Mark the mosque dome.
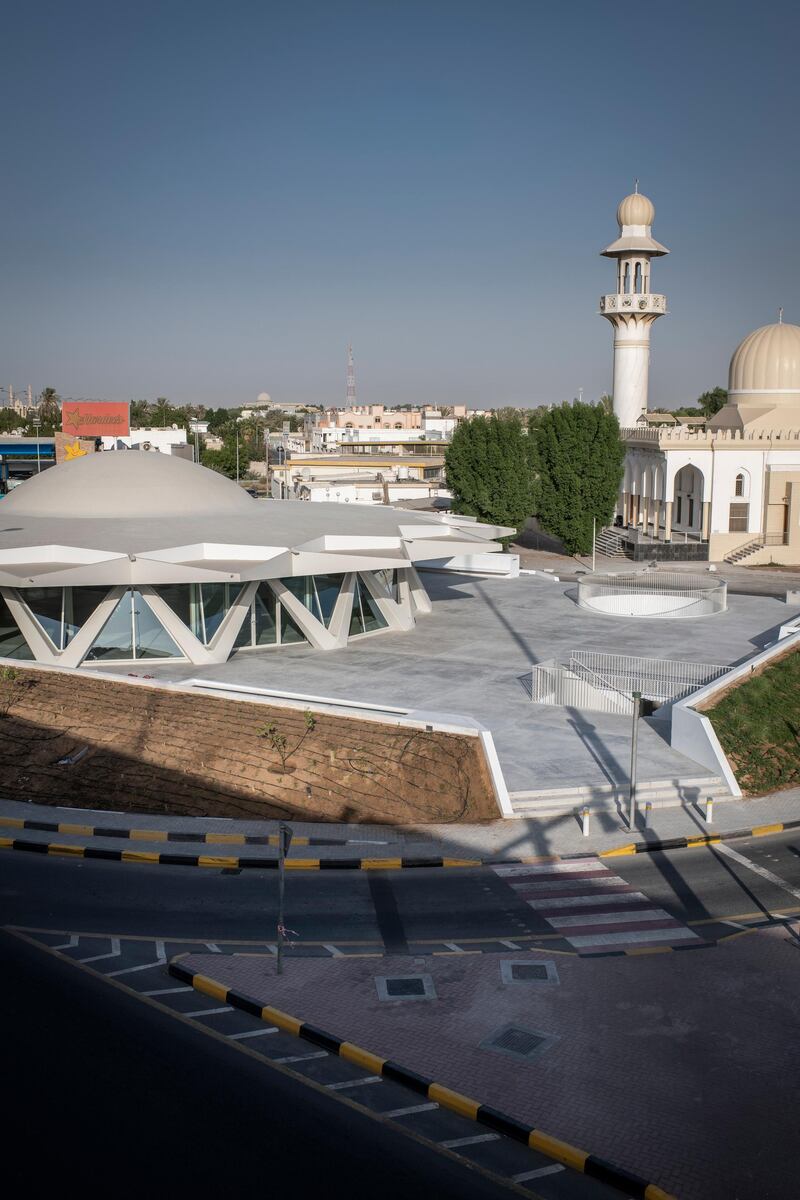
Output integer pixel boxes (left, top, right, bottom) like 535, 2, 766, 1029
728, 321, 800, 398
2, 449, 256, 519
617, 191, 655, 228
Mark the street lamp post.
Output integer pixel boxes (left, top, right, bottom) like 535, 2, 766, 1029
32, 420, 41, 473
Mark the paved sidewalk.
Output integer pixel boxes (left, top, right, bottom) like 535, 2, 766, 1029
1, 788, 797, 862
178, 925, 800, 1200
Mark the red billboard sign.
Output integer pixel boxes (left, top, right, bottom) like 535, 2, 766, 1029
61, 401, 130, 437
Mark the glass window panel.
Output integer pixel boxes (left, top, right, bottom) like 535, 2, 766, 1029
152, 584, 204, 640
313, 575, 343, 626
234, 603, 255, 648
24, 587, 63, 649
374, 569, 398, 600
348, 586, 366, 636
254, 584, 278, 644
349, 577, 389, 638
85, 593, 134, 661
357, 577, 388, 633
279, 603, 307, 644
200, 584, 229, 641
0, 593, 33, 659
64, 587, 115, 646
279, 576, 318, 620
132, 591, 182, 659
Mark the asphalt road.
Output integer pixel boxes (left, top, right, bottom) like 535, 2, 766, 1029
2, 929, 528, 1199
2, 831, 800, 943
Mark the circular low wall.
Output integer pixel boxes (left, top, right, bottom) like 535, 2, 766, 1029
577, 571, 727, 619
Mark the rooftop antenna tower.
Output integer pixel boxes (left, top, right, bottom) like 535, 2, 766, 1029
346, 344, 356, 407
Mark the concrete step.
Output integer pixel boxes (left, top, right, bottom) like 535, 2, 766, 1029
509, 775, 730, 817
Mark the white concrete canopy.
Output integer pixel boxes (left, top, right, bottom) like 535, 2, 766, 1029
0, 451, 512, 667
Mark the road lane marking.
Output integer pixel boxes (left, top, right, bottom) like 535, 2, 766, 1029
228, 1027, 279, 1040
107, 957, 166, 977
52, 935, 79, 950
547, 909, 675, 928
327, 1076, 383, 1091
441, 1134, 500, 1149
526, 891, 651, 910
383, 1102, 439, 1118
142, 985, 193, 996
567, 927, 698, 948
273, 1051, 329, 1064
513, 1164, 565, 1181
79, 937, 121, 964
184, 1006, 233, 1017
715, 843, 800, 906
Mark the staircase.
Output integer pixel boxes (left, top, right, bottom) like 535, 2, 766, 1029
508, 774, 731, 818
724, 538, 764, 564
594, 527, 629, 558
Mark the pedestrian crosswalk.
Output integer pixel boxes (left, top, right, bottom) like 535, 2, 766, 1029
493, 859, 701, 952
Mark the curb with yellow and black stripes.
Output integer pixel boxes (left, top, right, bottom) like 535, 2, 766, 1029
169, 959, 676, 1200
1, 812, 798, 871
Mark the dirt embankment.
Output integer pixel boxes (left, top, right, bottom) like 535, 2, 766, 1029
0, 668, 498, 823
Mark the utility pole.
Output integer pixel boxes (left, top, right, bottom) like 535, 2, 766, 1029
628, 691, 642, 829
33, 420, 41, 473
276, 822, 293, 975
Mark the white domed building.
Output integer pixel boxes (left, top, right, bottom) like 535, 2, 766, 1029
0, 451, 511, 667
619, 314, 800, 564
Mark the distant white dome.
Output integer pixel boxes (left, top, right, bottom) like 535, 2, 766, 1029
728, 321, 800, 397
617, 191, 655, 228
257, 392, 271, 405
2, 449, 255, 519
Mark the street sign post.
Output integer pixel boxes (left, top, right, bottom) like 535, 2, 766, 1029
276, 822, 293, 975
628, 691, 642, 830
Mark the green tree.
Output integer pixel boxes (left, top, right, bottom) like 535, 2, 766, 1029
444, 414, 537, 535
531, 402, 625, 555
697, 387, 727, 418
130, 399, 152, 425
0, 410, 24, 433
32, 387, 61, 433
201, 439, 239, 479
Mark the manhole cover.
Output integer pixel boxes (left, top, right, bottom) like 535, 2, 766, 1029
375, 973, 435, 1002
481, 1023, 559, 1061
500, 959, 559, 986
511, 963, 549, 981
386, 977, 426, 997
492, 1027, 546, 1055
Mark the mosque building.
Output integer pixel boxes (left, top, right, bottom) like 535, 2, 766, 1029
601, 189, 800, 564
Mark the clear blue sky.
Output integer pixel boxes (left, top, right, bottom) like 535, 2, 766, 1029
1, 0, 797, 410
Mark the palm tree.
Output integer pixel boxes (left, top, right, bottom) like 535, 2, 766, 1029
130, 399, 152, 426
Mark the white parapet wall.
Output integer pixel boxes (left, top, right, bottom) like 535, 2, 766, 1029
671, 627, 800, 797
419, 552, 520, 577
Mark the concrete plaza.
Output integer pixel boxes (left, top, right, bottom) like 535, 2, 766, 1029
141, 572, 792, 797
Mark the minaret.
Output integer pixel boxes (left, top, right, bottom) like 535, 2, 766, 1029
599, 185, 669, 428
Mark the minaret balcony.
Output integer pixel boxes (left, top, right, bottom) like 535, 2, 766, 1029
600, 293, 667, 315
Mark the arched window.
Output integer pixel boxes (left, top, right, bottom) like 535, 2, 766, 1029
623, 263, 630, 294
634, 262, 642, 294
734, 473, 745, 497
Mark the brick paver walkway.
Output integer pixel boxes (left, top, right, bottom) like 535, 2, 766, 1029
180, 924, 800, 1200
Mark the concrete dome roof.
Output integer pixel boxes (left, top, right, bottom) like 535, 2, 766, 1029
728, 321, 800, 397
617, 191, 655, 228
1, 449, 256, 519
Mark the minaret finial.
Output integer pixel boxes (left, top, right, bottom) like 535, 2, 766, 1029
634, 178, 639, 194
778, 306, 784, 324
